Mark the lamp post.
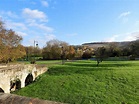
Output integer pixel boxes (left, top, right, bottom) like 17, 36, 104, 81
61, 46, 64, 65
33, 40, 38, 64
26, 47, 28, 61
34, 40, 38, 48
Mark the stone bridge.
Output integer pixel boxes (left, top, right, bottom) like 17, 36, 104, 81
0, 64, 48, 93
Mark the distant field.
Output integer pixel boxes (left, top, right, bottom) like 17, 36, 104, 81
13, 60, 139, 104
17, 60, 62, 66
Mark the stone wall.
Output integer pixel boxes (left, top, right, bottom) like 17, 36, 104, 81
0, 93, 63, 104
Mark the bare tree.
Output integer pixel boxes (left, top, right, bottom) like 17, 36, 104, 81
42, 39, 69, 60
95, 47, 108, 66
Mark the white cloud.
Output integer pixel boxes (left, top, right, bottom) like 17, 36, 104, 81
22, 8, 48, 22
0, 11, 18, 18
41, 0, 49, 7
118, 11, 131, 19
45, 34, 56, 40
104, 31, 139, 42
0, 9, 55, 48
37, 24, 53, 32
103, 35, 119, 42
29, 22, 53, 32
118, 11, 131, 23
123, 32, 139, 41
16, 31, 28, 36
6, 21, 27, 30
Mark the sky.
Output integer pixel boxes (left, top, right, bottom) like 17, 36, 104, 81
0, 0, 139, 47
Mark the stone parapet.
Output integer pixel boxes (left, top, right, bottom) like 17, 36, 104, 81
0, 93, 63, 104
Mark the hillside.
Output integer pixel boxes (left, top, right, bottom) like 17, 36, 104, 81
82, 41, 131, 49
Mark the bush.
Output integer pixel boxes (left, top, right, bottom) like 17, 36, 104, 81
82, 51, 92, 59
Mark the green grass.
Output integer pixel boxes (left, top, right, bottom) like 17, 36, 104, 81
17, 60, 62, 66
13, 60, 139, 104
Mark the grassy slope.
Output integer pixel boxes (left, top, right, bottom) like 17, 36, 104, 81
13, 61, 139, 104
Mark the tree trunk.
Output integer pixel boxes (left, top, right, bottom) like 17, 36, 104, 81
97, 60, 100, 66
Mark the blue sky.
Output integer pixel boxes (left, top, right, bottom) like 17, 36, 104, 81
0, 0, 139, 47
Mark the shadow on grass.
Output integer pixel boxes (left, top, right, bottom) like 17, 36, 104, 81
47, 61, 135, 76
65, 61, 133, 68
47, 66, 107, 76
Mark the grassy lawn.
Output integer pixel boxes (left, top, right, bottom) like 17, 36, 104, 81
17, 60, 62, 66
13, 60, 139, 104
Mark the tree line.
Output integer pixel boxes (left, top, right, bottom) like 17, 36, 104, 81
24, 39, 94, 61
25, 39, 139, 62
1, 19, 139, 64
95, 41, 139, 65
